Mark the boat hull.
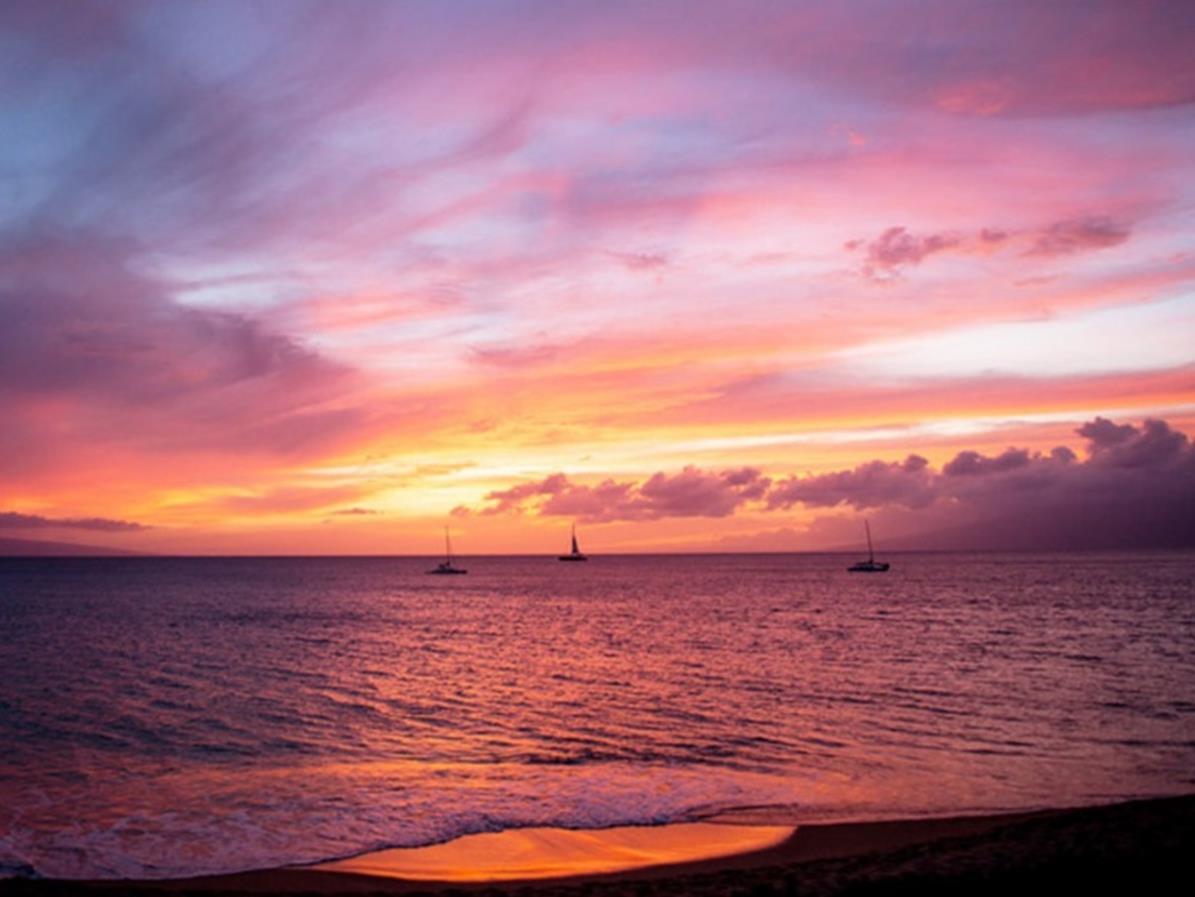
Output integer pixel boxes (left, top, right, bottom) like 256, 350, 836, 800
558, 555, 588, 562
847, 561, 890, 572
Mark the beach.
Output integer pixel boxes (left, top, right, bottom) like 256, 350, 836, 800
5, 794, 1192, 897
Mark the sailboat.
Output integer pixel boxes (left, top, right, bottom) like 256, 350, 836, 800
427, 526, 467, 575
847, 520, 889, 572
557, 523, 588, 562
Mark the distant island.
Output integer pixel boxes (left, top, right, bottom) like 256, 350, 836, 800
0, 537, 146, 557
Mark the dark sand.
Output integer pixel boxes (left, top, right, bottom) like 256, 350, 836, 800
5, 794, 1193, 897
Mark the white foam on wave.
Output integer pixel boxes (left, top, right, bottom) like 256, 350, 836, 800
2, 760, 811, 880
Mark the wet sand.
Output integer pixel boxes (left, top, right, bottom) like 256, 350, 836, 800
312, 822, 795, 881
5, 794, 1193, 896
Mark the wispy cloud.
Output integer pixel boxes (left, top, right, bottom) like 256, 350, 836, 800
847, 215, 1133, 279
607, 251, 670, 272
1027, 217, 1132, 257
0, 235, 365, 481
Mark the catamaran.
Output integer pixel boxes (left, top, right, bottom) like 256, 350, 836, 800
558, 523, 588, 562
847, 520, 889, 572
427, 526, 467, 575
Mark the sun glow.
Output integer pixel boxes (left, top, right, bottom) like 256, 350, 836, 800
1, 2, 1193, 554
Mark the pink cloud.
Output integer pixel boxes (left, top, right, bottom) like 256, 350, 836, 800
848, 227, 963, 280
848, 215, 1133, 279
472, 467, 770, 522
942, 448, 1033, 477
480, 473, 573, 515
768, 455, 936, 510
1026, 217, 1132, 257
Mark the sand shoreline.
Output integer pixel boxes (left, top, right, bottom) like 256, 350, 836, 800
5, 794, 1193, 896
310, 821, 797, 882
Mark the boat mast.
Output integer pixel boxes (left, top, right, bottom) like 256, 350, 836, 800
571, 523, 579, 555
444, 526, 453, 564
865, 520, 874, 563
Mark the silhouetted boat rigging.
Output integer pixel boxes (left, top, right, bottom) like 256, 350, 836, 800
558, 523, 588, 561
427, 527, 467, 575
848, 520, 889, 572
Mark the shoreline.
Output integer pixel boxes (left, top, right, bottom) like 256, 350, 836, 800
309, 822, 797, 882
5, 794, 1193, 896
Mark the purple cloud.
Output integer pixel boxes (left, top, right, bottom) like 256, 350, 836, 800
768, 455, 935, 509
1027, 216, 1131, 257
1079, 416, 1146, 451
469, 418, 1195, 548
849, 227, 962, 279
474, 467, 770, 522
1082, 418, 1190, 469
638, 466, 771, 517
943, 448, 1032, 477
771, 418, 1195, 549
850, 214, 1133, 278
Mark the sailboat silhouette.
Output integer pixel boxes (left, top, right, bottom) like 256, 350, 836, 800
558, 523, 588, 562
847, 520, 889, 572
427, 526, 468, 575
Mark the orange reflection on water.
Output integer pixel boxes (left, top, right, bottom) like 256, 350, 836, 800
313, 822, 794, 882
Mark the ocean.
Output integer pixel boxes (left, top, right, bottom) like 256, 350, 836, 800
2, 552, 1193, 880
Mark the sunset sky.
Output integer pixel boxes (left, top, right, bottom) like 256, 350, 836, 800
2, 0, 1193, 554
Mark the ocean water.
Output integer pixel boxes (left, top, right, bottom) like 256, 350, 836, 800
1, 552, 1193, 880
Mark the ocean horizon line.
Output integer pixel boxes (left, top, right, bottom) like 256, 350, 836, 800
3, 547, 1193, 559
